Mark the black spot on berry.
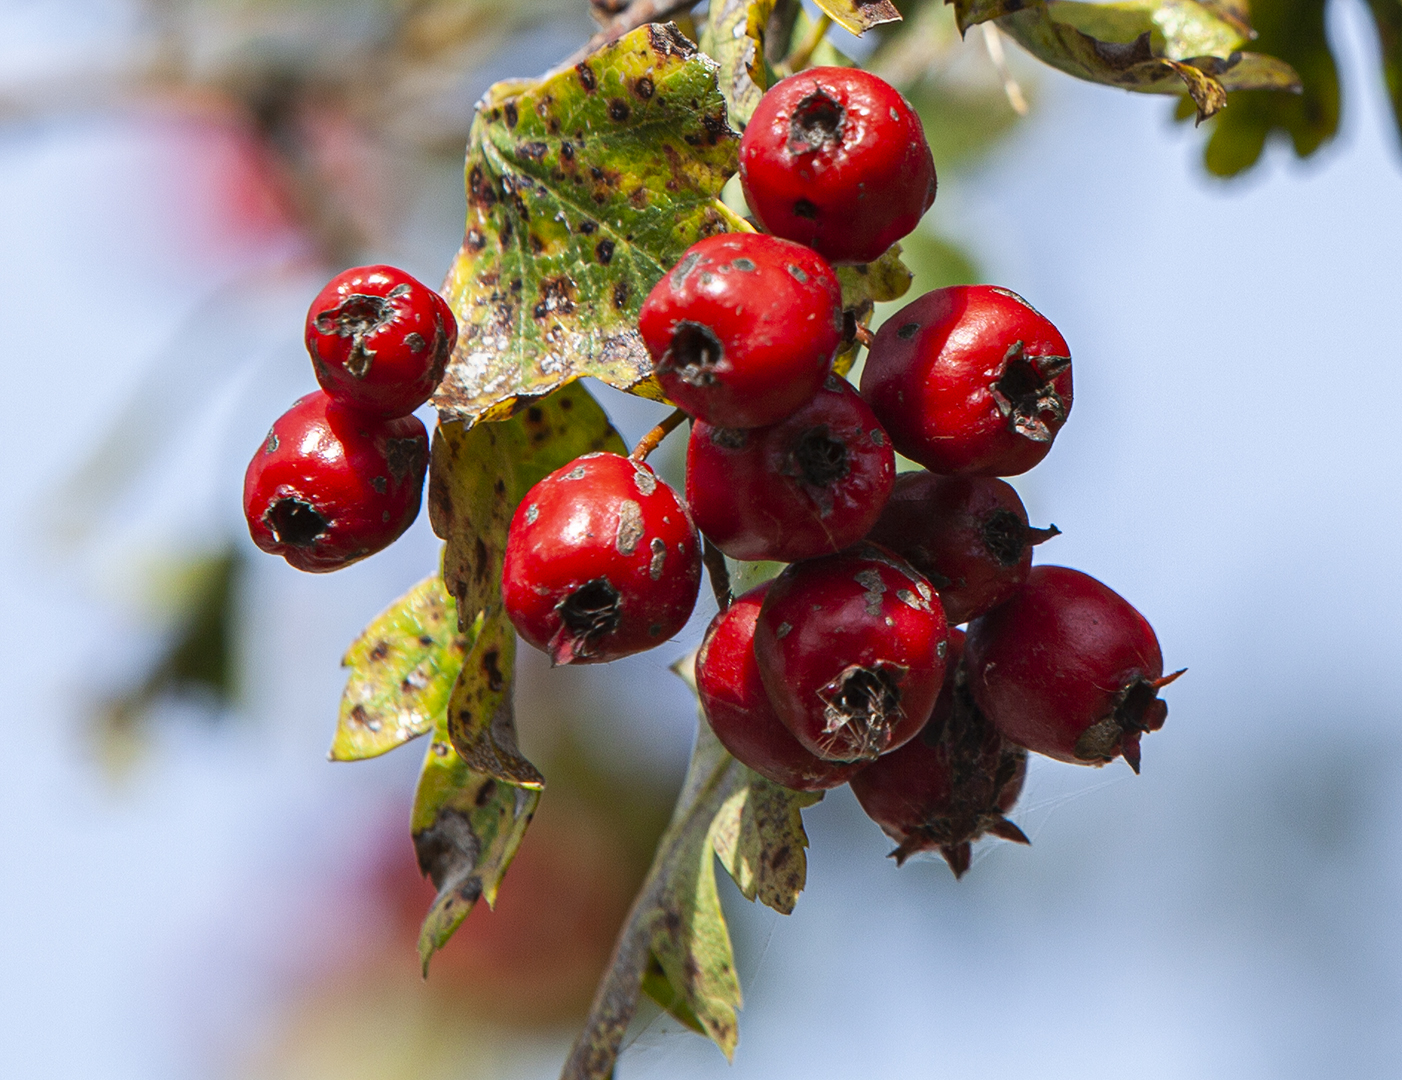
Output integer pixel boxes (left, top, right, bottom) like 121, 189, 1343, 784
266, 498, 327, 547
897, 322, 920, 340
793, 198, 818, 219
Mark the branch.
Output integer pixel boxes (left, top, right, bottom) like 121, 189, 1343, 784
559, 0, 703, 70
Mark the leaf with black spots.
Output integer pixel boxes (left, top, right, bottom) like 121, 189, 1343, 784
812, 0, 903, 36
445, 609, 543, 788
433, 23, 746, 425
332, 573, 472, 761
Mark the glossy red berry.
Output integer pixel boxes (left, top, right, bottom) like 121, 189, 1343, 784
754, 544, 948, 763
305, 264, 457, 418
860, 285, 1072, 476
739, 67, 936, 265
686, 376, 895, 562
865, 472, 1059, 624
696, 583, 864, 792
502, 453, 702, 665
965, 565, 1183, 772
638, 233, 842, 428
243, 390, 428, 572
851, 630, 1029, 877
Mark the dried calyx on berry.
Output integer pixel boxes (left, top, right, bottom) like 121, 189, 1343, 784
502, 452, 702, 665
637, 233, 842, 429
687, 376, 895, 562
852, 630, 1029, 877
965, 565, 1183, 772
754, 543, 948, 762
865, 472, 1058, 624
860, 285, 1073, 477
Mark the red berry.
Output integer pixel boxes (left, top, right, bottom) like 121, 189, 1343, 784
739, 67, 936, 265
859, 285, 1072, 476
243, 390, 427, 572
754, 544, 948, 762
686, 376, 895, 562
502, 453, 702, 665
964, 565, 1183, 772
305, 264, 457, 418
638, 233, 842, 428
865, 472, 1059, 624
696, 583, 864, 792
851, 630, 1029, 877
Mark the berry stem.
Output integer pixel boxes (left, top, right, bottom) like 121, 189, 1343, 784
786, 12, 832, 74
628, 408, 687, 463
853, 323, 875, 349
702, 538, 732, 611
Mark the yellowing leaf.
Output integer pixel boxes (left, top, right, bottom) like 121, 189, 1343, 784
433, 23, 746, 426
444, 609, 543, 788
412, 699, 541, 974
331, 573, 471, 762
700, 0, 779, 128
834, 242, 913, 375
812, 0, 903, 36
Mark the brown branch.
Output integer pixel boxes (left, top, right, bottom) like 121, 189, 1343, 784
854, 323, 875, 349
628, 407, 687, 463
702, 539, 732, 612
557, 0, 703, 71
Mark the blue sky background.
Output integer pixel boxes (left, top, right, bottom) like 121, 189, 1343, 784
3, 2, 1401, 1078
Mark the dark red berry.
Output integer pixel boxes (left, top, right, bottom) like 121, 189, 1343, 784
851, 630, 1029, 877
638, 233, 842, 428
305, 264, 457, 418
502, 453, 702, 665
697, 583, 864, 791
965, 565, 1183, 772
865, 472, 1058, 624
686, 376, 895, 562
754, 544, 948, 763
860, 285, 1072, 476
739, 67, 936, 265
243, 390, 427, 572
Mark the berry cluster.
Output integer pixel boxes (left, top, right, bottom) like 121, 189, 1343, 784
243, 265, 455, 572
502, 67, 1180, 877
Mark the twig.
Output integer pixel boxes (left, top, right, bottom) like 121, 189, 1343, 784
557, 0, 703, 71
853, 323, 875, 349
628, 407, 687, 463
702, 539, 732, 611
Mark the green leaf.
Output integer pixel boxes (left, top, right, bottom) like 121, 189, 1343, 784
331, 573, 471, 762
561, 713, 821, 1076
1182, 0, 1336, 176
833, 242, 914, 375
428, 380, 625, 637
444, 608, 543, 788
950, 1, 1301, 121
1368, 0, 1402, 146
412, 689, 541, 974
432, 23, 746, 426
700, 0, 779, 128
812, 0, 903, 36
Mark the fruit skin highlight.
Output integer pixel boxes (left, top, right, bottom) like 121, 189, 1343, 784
502, 453, 702, 666
851, 630, 1029, 877
740, 67, 937, 265
638, 233, 842, 429
865, 472, 1058, 624
696, 583, 864, 792
244, 390, 428, 572
305, 264, 457, 419
860, 285, 1072, 477
687, 377, 895, 563
964, 565, 1182, 772
754, 543, 948, 763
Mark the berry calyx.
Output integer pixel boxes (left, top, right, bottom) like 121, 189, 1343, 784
859, 285, 1073, 476
305, 264, 457, 418
964, 565, 1183, 772
696, 583, 865, 791
865, 472, 1058, 624
851, 630, 1029, 877
502, 453, 702, 665
754, 544, 948, 762
739, 67, 936, 265
243, 390, 428, 572
638, 233, 842, 428
686, 376, 895, 562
